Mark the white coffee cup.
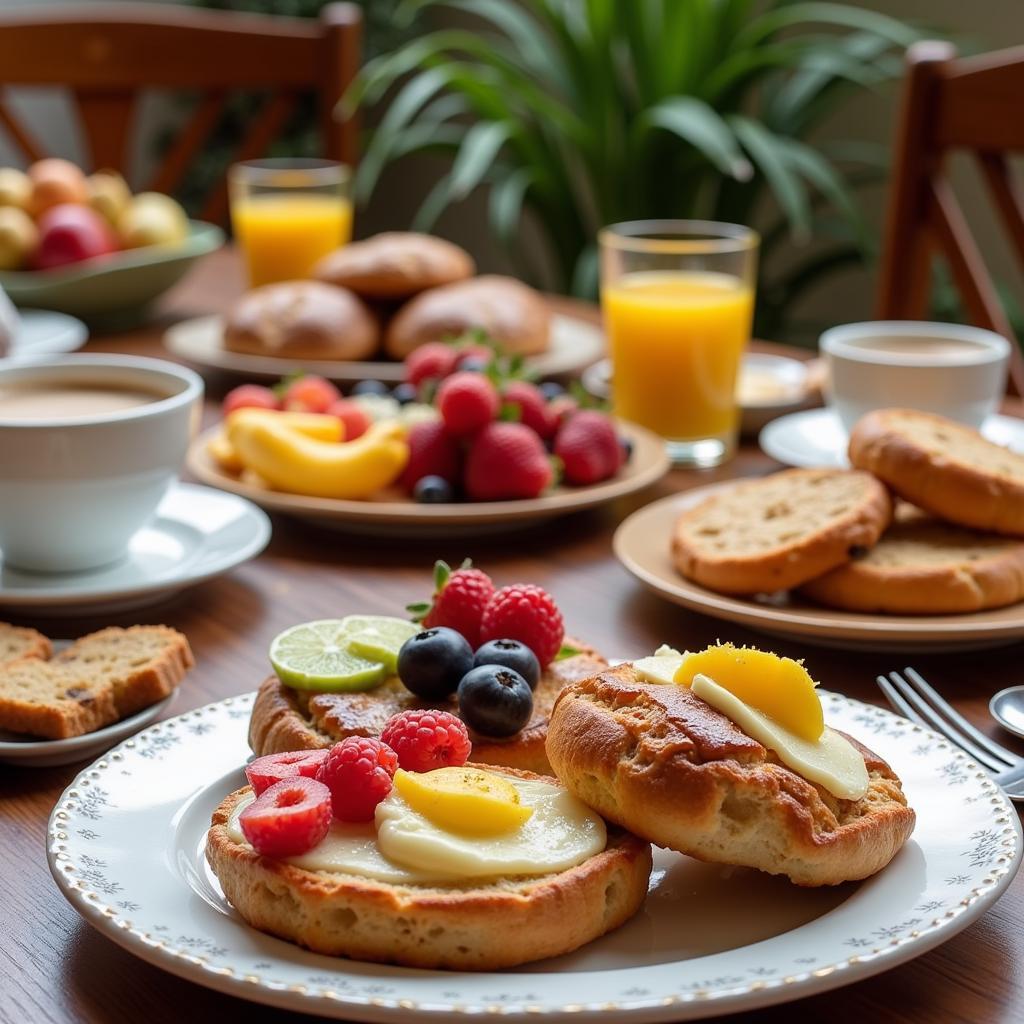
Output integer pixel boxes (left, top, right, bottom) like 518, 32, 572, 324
0, 355, 203, 573
819, 321, 1010, 433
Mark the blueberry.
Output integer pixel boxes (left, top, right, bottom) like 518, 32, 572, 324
457, 666, 533, 738
539, 381, 564, 400
620, 436, 634, 462
456, 356, 489, 374
351, 379, 390, 396
397, 627, 474, 700
392, 382, 418, 405
413, 475, 455, 503
473, 638, 540, 690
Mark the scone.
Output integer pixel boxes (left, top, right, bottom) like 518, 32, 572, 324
313, 232, 475, 300
385, 275, 551, 359
672, 468, 892, 594
224, 280, 379, 361
206, 765, 652, 969
546, 664, 915, 886
250, 642, 608, 775
848, 408, 1024, 536
802, 508, 1024, 613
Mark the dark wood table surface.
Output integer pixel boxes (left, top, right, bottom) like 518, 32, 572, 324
3, 248, 1023, 1024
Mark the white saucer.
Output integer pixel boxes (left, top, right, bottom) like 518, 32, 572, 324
5, 309, 89, 360
0, 691, 177, 767
0, 482, 270, 615
760, 406, 1024, 468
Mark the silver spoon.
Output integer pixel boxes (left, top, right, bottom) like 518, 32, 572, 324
989, 685, 1024, 740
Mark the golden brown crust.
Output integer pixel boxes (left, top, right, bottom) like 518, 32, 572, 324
313, 232, 475, 300
224, 281, 379, 361
848, 409, 1024, 536
249, 641, 608, 775
0, 622, 51, 667
671, 469, 893, 594
384, 275, 551, 359
205, 772, 652, 969
545, 665, 915, 886
0, 659, 118, 739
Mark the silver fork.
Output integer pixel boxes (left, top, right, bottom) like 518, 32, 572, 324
878, 667, 1024, 802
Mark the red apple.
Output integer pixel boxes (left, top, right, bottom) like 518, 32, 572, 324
31, 203, 116, 271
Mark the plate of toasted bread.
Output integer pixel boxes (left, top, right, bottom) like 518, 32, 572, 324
616, 409, 1024, 651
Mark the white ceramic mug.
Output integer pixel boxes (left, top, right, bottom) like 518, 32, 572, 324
820, 321, 1010, 433
0, 355, 203, 572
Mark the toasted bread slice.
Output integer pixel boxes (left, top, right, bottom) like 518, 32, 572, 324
545, 664, 915, 887
249, 641, 607, 775
0, 659, 117, 739
849, 408, 1024, 536
54, 626, 194, 717
0, 622, 52, 667
672, 468, 892, 594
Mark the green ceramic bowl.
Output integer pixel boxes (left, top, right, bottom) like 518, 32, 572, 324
0, 221, 224, 329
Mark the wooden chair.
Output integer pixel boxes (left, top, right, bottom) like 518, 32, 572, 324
0, 3, 361, 225
877, 41, 1024, 395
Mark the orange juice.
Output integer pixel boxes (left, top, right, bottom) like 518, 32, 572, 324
232, 194, 353, 286
603, 271, 754, 441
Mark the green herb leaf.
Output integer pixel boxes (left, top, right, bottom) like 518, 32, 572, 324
556, 643, 582, 661
432, 559, 451, 593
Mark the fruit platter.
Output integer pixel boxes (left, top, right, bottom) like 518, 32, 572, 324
186, 340, 669, 535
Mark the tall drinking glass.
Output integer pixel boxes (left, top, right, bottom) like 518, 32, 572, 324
600, 220, 758, 467
229, 158, 352, 287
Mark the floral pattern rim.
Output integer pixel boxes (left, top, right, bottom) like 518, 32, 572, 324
47, 689, 1022, 1022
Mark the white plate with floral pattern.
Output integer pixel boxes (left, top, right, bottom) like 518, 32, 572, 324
47, 689, 1021, 1023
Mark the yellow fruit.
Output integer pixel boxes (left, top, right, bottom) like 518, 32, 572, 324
87, 170, 132, 227
118, 191, 189, 248
212, 411, 344, 474
226, 416, 408, 499
0, 168, 31, 210
674, 643, 824, 742
393, 767, 533, 836
0, 206, 38, 270
27, 158, 88, 218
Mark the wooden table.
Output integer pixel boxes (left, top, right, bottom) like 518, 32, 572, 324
3, 249, 1023, 1024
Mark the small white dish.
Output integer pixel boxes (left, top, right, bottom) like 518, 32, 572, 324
5, 309, 89, 360
759, 407, 1024, 469
0, 482, 270, 615
0, 690, 176, 767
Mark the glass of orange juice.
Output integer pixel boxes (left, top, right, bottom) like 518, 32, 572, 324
600, 220, 758, 467
229, 158, 352, 287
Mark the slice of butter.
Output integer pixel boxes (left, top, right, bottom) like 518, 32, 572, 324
691, 673, 869, 801
634, 645, 688, 685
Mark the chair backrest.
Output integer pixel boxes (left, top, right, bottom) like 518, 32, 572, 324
0, 2, 361, 225
877, 40, 1024, 395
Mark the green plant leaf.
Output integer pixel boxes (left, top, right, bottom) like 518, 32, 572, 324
449, 121, 513, 200
641, 97, 752, 180
739, 2, 919, 48
489, 167, 534, 244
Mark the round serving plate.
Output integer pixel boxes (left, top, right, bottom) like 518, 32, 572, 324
164, 312, 605, 384
185, 420, 669, 538
614, 484, 1024, 652
48, 689, 1021, 1022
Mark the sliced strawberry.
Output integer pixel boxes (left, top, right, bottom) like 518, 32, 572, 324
245, 749, 329, 796
239, 776, 332, 858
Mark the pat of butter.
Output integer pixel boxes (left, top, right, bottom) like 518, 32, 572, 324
691, 674, 869, 801
634, 645, 688, 685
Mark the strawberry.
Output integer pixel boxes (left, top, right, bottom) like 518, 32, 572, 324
281, 374, 340, 413
326, 397, 371, 441
436, 372, 500, 437
410, 559, 495, 648
502, 380, 557, 439
464, 422, 553, 501
479, 583, 565, 668
554, 410, 624, 485
405, 343, 459, 387
223, 384, 279, 416
400, 420, 461, 491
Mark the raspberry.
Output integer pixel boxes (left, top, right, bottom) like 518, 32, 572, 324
436, 371, 500, 437
282, 374, 341, 414
503, 380, 556, 439
381, 709, 471, 772
464, 422, 553, 501
326, 397, 371, 441
316, 737, 398, 822
223, 384, 279, 416
239, 776, 332, 858
416, 559, 494, 648
554, 410, 624, 485
245, 749, 329, 796
400, 419, 462, 492
405, 342, 458, 387
479, 584, 564, 668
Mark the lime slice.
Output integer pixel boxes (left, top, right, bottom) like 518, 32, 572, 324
270, 620, 387, 691
342, 614, 419, 675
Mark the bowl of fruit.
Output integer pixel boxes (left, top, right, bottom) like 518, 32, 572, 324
186, 343, 669, 536
0, 160, 223, 326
